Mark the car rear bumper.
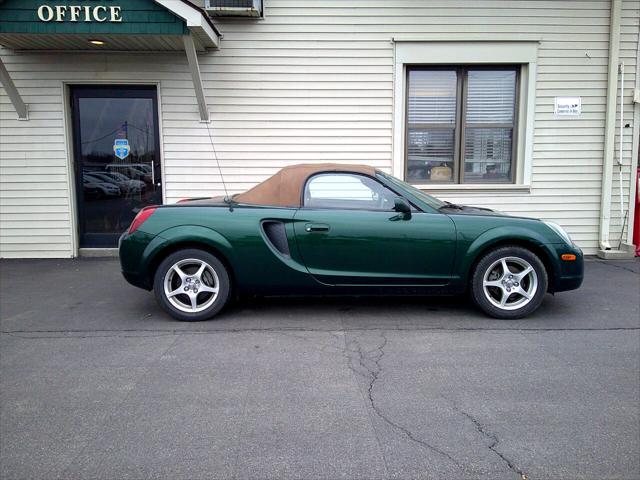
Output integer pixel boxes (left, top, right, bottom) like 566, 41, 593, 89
121, 269, 149, 290
119, 231, 156, 290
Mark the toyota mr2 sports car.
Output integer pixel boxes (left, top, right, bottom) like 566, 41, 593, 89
119, 163, 583, 321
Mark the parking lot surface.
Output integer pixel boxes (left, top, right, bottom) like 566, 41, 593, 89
1, 257, 639, 480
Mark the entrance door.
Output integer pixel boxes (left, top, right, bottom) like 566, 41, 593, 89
71, 85, 162, 248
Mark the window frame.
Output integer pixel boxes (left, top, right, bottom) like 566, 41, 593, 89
404, 64, 521, 185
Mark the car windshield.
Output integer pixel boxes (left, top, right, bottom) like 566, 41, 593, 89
376, 171, 446, 210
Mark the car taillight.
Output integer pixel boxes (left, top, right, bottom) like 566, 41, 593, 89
128, 206, 157, 234
177, 198, 191, 203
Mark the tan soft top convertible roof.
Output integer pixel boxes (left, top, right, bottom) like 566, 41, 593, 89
233, 163, 377, 208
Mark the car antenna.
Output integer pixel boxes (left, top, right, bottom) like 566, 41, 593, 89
204, 116, 231, 208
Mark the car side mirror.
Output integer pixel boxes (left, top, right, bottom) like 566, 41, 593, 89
392, 197, 412, 220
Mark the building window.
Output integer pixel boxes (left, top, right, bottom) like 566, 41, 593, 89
405, 66, 518, 184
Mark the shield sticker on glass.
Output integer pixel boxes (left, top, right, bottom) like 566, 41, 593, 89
113, 138, 130, 160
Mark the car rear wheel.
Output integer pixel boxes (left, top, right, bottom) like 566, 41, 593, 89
153, 249, 230, 321
471, 246, 548, 319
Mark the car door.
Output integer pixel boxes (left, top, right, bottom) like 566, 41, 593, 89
292, 172, 456, 286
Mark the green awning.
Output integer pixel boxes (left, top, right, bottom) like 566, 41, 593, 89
0, 0, 220, 51
0, 0, 220, 121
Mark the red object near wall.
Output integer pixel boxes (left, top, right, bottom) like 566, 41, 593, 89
634, 167, 640, 256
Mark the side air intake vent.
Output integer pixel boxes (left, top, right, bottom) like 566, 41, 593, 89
261, 221, 291, 257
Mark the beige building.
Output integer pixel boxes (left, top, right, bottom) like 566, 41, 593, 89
1, 0, 639, 258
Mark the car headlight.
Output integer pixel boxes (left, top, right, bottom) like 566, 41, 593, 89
544, 221, 573, 245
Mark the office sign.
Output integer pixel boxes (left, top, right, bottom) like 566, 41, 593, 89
36, 4, 123, 23
0, 0, 188, 37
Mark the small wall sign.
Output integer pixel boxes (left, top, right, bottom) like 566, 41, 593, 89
37, 4, 123, 23
554, 96, 582, 116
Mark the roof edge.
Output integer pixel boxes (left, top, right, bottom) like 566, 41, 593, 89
154, 0, 221, 48
177, 0, 221, 38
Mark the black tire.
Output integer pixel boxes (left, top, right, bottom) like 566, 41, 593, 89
470, 246, 548, 319
153, 248, 231, 322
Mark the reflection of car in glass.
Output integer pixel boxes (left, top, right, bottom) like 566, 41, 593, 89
119, 164, 583, 322
85, 171, 145, 194
123, 164, 153, 182
129, 164, 152, 174
131, 164, 154, 183
106, 171, 147, 193
106, 164, 152, 183
83, 176, 121, 199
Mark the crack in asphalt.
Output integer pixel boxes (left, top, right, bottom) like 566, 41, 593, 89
340, 328, 392, 478
344, 331, 464, 470
450, 402, 528, 479
341, 331, 533, 478
2, 326, 638, 340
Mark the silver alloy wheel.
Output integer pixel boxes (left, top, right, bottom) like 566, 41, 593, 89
163, 258, 220, 313
482, 256, 538, 311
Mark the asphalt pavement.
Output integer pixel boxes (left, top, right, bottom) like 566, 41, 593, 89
1, 257, 639, 480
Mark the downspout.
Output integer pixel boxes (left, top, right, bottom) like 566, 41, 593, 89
626, 23, 640, 247
599, 0, 622, 251
618, 62, 624, 221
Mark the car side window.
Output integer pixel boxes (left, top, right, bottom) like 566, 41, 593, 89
304, 173, 397, 211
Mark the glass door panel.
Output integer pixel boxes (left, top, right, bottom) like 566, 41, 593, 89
71, 85, 162, 247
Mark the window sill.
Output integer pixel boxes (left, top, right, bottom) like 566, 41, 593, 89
413, 184, 531, 193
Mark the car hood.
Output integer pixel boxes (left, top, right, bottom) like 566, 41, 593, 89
438, 204, 506, 216
440, 204, 542, 222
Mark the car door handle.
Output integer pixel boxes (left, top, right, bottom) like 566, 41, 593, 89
305, 223, 330, 233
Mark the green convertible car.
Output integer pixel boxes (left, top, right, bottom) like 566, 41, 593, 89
119, 163, 583, 321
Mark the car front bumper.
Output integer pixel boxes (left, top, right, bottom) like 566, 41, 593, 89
552, 243, 584, 292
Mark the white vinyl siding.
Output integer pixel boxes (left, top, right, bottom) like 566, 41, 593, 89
1, 0, 639, 257
0, 80, 72, 257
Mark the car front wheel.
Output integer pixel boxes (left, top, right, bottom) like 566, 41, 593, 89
153, 249, 231, 321
471, 246, 548, 319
